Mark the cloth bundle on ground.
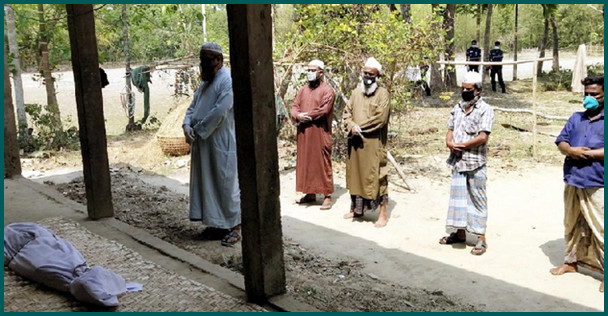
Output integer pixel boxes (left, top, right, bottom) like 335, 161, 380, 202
4, 222, 127, 307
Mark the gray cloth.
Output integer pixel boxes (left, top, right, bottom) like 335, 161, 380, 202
4, 222, 127, 307
183, 67, 241, 229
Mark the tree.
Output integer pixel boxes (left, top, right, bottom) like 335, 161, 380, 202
122, 4, 138, 132
4, 4, 28, 135
37, 4, 62, 130
443, 4, 456, 87
550, 6, 560, 71
536, 5, 558, 76
399, 4, 411, 23
482, 4, 493, 82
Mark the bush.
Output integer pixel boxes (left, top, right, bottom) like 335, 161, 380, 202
23, 103, 80, 152
587, 63, 604, 76
539, 68, 573, 91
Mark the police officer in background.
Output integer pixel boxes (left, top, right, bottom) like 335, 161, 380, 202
466, 40, 482, 73
489, 41, 506, 93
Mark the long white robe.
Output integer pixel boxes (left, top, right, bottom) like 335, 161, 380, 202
183, 67, 241, 229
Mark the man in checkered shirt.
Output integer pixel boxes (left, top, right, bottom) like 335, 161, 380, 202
439, 71, 494, 256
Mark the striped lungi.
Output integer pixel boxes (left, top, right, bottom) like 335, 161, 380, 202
445, 166, 488, 235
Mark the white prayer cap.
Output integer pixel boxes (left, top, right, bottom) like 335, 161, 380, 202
308, 59, 324, 70
462, 71, 482, 85
364, 57, 382, 75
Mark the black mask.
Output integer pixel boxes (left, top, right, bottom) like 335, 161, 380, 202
461, 90, 476, 101
363, 76, 376, 86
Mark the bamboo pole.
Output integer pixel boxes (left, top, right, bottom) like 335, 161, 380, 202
387, 151, 414, 192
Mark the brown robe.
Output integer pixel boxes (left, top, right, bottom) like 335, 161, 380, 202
291, 81, 335, 195
343, 86, 390, 200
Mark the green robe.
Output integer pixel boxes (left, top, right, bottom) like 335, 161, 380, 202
343, 86, 390, 200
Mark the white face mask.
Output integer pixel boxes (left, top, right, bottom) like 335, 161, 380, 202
494, 46, 500, 49
307, 71, 318, 82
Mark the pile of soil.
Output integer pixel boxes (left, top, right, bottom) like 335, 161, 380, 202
51, 169, 479, 312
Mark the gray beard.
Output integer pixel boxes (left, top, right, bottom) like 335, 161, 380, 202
361, 82, 378, 96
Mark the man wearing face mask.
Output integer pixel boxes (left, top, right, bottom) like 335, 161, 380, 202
291, 59, 336, 210
342, 57, 391, 228
551, 75, 604, 293
440, 71, 494, 256
182, 42, 241, 247
466, 40, 482, 73
489, 41, 506, 93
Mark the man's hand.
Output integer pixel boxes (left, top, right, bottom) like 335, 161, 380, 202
447, 141, 464, 153
297, 112, 312, 123
568, 146, 591, 160
352, 125, 363, 136
183, 125, 196, 144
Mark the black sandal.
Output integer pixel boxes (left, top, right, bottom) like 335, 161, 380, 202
221, 229, 242, 247
439, 232, 466, 245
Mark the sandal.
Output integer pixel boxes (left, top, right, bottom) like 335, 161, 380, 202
471, 238, 487, 255
439, 232, 466, 245
296, 195, 316, 204
221, 229, 242, 247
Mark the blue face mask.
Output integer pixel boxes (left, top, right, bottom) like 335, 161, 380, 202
583, 95, 600, 110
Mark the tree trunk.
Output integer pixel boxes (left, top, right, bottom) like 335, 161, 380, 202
551, 16, 559, 72
202, 4, 207, 42
476, 4, 481, 42
443, 4, 456, 87
537, 17, 549, 76
399, 4, 411, 23
482, 4, 493, 83
5, 45, 22, 178
513, 4, 518, 81
122, 4, 138, 131
429, 4, 444, 92
5, 4, 28, 135
38, 4, 62, 130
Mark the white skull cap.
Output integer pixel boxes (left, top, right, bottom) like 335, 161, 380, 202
308, 59, 324, 70
364, 57, 382, 75
200, 41, 223, 55
462, 71, 482, 84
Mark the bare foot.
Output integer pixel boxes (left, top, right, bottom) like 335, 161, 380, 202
320, 197, 332, 210
549, 263, 578, 275
343, 212, 355, 219
600, 280, 604, 293
374, 214, 388, 228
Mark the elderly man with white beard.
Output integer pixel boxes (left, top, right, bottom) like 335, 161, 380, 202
342, 57, 391, 228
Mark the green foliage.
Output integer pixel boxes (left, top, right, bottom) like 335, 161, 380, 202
286, 4, 445, 115
23, 104, 79, 152
538, 68, 573, 91
587, 63, 604, 76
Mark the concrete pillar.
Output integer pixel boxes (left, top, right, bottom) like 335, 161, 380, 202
66, 4, 114, 219
226, 4, 286, 303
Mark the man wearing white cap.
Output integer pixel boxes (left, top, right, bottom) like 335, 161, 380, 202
439, 71, 494, 255
183, 42, 241, 246
342, 57, 391, 227
291, 59, 336, 210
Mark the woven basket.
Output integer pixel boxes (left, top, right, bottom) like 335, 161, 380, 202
156, 97, 193, 157
156, 135, 190, 156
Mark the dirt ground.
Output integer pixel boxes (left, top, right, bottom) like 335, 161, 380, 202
15, 50, 604, 312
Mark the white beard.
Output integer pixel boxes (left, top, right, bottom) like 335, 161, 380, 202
361, 81, 378, 96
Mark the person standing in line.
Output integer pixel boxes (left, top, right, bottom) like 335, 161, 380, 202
550, 75, 604, 293
291, 59, 336, 210
489, 41, 506, 93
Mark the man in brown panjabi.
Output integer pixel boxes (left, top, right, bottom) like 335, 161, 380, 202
342, 57, 391, 227
291, 59, 336, 210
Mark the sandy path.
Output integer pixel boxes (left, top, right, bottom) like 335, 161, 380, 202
279, 164, 604, 312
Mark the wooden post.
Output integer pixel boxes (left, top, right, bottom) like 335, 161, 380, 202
66, 4, 114, 219
226, 4, 286, 303
532, 61, 538, 161
4, 45, 22, 178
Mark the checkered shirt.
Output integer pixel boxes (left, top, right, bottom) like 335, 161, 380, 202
446, 98, 494, 172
